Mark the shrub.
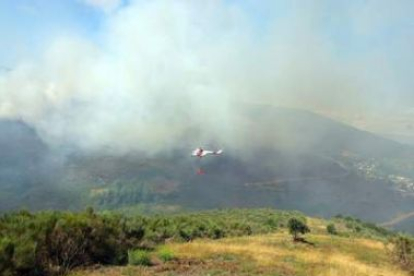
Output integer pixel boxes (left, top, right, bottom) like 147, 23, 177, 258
157, 246, 175, 262
0, 208, 306, 275
0, 210, 146, 275
210, 227, 225, 239
288, 218, 310, 241
0, 238, 14, 276
12, 239, 36, 272
391, 235, 414, 274
327, 223, 338, 235
128, 249, 151, 266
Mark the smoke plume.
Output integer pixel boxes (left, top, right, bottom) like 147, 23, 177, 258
0, 0, 413, 154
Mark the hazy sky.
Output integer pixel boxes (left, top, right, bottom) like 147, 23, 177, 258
0, 0, 413, 151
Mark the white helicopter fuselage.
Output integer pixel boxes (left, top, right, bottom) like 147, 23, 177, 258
191, 148, 223, 158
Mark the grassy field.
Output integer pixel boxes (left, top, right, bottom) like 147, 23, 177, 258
70, 218, 408, 276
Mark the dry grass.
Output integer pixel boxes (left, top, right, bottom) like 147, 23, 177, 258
72, 227, 408, 276
166, 231, 408, 276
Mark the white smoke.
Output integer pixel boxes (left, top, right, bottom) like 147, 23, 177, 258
0, 0, 413, 154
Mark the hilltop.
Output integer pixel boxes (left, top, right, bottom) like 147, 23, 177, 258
44, 208, 410, 276
1, 208, 412, 276
72, 232, 407, 276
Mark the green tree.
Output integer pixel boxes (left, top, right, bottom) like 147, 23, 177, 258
327, 223, 338, 235
288, 218, 310, 241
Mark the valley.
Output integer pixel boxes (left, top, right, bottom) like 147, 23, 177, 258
0, 106, 413, 233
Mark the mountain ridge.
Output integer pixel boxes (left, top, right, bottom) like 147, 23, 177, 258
0, 106, 413, 232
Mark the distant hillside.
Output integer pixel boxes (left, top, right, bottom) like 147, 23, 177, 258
66, 106, 414, 228
236, 104, 411, 158
0, 120, 80, 211
0, 106, 413, 233
0, 120, 47, 167
380, 212, 414, 234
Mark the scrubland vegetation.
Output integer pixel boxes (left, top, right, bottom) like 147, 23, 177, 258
0, 208, 412, 276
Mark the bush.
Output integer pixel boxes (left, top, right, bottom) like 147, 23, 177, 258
327, 223, 338, 235
128, 249, 151, 266
0, 238, 14, 275
288, 218, 310, 241
391, 235, 414, 274
157, 246, 175, 262
0, 208, 304, 275
0, 210, 145, 275
334, 215, 391, 239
